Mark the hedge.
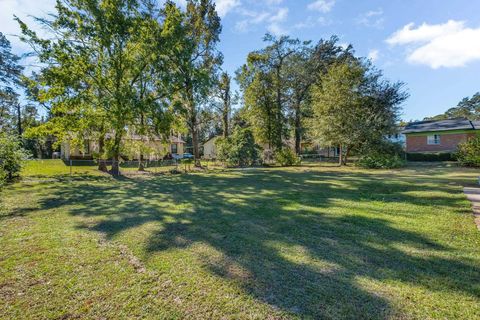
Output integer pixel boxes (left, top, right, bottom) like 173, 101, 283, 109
406, 152, 456, 162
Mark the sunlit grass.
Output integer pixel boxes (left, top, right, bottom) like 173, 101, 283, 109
2, 162, 480, 319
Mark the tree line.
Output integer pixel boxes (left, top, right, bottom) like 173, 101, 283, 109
1, 0, 409, 175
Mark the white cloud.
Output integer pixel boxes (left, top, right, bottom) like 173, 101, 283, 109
356, 9, 384, 29
269, 7, 288, 23
215, 0, 241, 18
368, 49, 379, 62
386, 20, 480, 69
307, 0, 336, 13
235, 6, 289, 35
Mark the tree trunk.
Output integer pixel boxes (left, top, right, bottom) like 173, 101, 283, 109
138, 153, 145, 171
222, 108, 229, 138
275, 66, 283, 151
294, 103, 301, 155
343, 147, 350, 166
192, 126, 200, 167
110, 133, 122, 175
16, 104, 22, 137
338, 146, 343, 166
97, 134, 108, 172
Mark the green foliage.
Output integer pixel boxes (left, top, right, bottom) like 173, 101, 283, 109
0, 132, 29, 183
310, 60, 408, 165
406, 152, 456, 162
358, 154, 405, 169
0, 32, 24, 135
215, 128, 260, 167
274, 148, 301, 166
18, 0, 183, 166
169, 0, 223, 161
357, 141, 406, 169
456, 135, 480, 167
428, 92, 480, 121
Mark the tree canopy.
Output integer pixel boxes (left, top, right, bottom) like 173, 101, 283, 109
427, 92, 480, 121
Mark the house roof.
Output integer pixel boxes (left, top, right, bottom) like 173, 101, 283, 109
403, 118, 478, 134
203, 136, 220, 145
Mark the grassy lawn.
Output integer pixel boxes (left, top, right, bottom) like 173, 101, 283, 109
1, 161, 480, 319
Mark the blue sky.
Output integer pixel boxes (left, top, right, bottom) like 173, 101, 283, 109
2, 0, 480, 121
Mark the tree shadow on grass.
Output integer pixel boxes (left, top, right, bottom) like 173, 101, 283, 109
34, 168, 480, 318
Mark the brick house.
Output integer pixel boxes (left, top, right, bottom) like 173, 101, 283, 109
403, 119, 480, 153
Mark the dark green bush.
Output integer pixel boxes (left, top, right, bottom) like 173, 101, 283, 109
407, 152, 455, 162
215, 128, 260, 167
456, 134, 480, 167
357, 141, 406, 169
275, 148, 301, 166
0, 133, 30, 183
358, 154, 405, 169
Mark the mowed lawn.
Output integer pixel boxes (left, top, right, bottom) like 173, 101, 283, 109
1, 161, 480, 319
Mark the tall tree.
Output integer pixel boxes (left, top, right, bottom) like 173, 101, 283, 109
0, 32, 23, 135
214, 72, 231, 138
287, 37, 354, 154
237, 34, 300, 150
428, 92, 480, 121
168, 0, 222, 165
310, 60, 407, 165
18, 0, 178, 172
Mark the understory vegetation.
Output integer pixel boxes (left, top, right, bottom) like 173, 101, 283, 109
456, 134, 480, 167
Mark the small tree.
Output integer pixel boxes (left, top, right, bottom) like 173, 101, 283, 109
456, 134, 480, 167
0, 133, 29, 183
216, 128, 260, 167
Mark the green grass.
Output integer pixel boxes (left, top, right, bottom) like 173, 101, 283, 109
1, 162, 480, 319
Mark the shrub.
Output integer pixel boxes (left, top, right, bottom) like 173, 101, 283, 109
456, 134, 480, 167
358, 154, 405, 169
0, 133, 30, 183
358, 141, 406, 169
215, 128, 260, 167
407, 152, 455, 162
275, 148, 301, 166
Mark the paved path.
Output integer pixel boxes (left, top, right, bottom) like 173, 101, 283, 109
464, 187, 480, 231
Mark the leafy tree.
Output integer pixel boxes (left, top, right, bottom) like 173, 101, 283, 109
215, 127, 260, 167
286, 36, 353, 154
214, 72, 232, 138
18, 0, 179, 173
237, 34, 300, 151
168, 0, 222, 165
428, 92, 480, 121
0, 32, 23, 135
310, 60, 407, 165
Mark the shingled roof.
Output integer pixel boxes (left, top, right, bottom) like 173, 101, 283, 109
403, 118, 479, 134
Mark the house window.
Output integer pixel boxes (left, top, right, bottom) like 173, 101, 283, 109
171, 144, 178, 154
427, 135, 441, 145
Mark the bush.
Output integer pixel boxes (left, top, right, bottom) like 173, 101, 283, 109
358, 154, 405, 169
357, 141, 406, 169
216, 128, 260, 167
456, 134, 480, 167
0, 133, 30, 183
407, 152, 455, 162
275, 148, 301, 166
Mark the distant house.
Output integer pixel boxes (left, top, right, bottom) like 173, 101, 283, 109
203, 136, 220, 159
387, 126, 406, 147
61, 134, 185, 160
403, 119, 480, 154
